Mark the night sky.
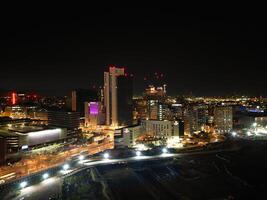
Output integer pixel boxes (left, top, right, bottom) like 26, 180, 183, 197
1, 8, 267, 96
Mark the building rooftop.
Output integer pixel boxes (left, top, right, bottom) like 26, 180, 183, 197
0, 123, 59, 137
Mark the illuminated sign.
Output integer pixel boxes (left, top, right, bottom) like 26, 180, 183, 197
89, 102, 99, 115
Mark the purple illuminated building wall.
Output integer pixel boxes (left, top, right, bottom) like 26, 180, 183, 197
90, 102, 99, 115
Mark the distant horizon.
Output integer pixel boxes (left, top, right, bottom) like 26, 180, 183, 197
0, 88, 266, 98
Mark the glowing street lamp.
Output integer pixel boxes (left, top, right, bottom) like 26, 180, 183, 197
136, 151, 141, 157
42, 173, 49, 180
253, 122, 257, 127
20, 181, 27, 189
231, 131, 237, 137
62, 164, 69, 171
103, 153, 109, 159
162, 148, 168, 154
79, 155, 84, 161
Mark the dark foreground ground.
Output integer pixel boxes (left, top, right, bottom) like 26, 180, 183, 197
59, 140, 267, 200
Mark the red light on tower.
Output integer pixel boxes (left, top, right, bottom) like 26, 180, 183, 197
109, 64, 116, 71
12, 92, 16, 105
121, 66, 125, 73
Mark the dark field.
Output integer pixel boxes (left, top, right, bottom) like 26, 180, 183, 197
61, 140, 267, 199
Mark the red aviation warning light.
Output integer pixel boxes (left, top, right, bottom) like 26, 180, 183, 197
108, 64, 116, 71
11, 92, 17, 105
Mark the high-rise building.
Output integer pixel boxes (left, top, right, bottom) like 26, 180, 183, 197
214, 106, 233, 134
84, 101, 105, 127
117, 75, 133, 126
133, 98, 148, 121
144, 85, 167, 121
71, 89, 98, 117
104, 67, 133, 126
177, 119, 185, 137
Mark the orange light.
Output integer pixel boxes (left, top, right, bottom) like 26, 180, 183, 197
12, 92, 16, 105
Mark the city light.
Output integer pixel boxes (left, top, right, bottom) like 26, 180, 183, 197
79, 155, 84, 161
231, 131, 237, 137
20, 181, 28, 188
42, 173, 49, 180
162, 148, 168, 154
136, 151, 141, 157
62, 164, 69, 171
12, 92, 16, 105
253, 122, 257, 127
103, 153, 110, 159
247, 131, 252, 136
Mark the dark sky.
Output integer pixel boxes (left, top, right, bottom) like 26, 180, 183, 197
1, 8, 267, 96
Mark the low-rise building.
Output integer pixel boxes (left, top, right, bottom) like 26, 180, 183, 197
122, 125, 142, 147
140, 119, 180, 138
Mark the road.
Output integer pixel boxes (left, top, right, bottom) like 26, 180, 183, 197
0, 140, 113, 184
11, 145, 240, 200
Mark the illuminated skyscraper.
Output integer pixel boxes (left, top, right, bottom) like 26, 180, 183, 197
71, 89, 98, 117
104, 67, 133, 126
144, 85, 167, 120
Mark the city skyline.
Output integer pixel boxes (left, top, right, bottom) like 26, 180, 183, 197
2, 8, 267, 96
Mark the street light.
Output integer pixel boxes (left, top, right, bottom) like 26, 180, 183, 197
103, 153, 109, 159
253, 122, 257, 127
79, 155, 84, 161
231, 131, 237, 137
42, 173, 49, 180
162, 148, 168, 154
62, 164, 69, 171
247, 131, 252, 136
136, 151, 141, 157
20, 181, 27, 189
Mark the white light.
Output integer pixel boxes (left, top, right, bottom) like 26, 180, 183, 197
63, 164, 69, 170
162, 148, 168, 154
253, 123, 257, 127
42, 173, 49, 180
79, 155, 84, 161
231, 132, 237, 137
20, 181, 27, 188
21, 145, 29, 150
28, 128, 62, 137
136, 151, 141, 157
247, 131, 252, 136
103, 153, 109, 159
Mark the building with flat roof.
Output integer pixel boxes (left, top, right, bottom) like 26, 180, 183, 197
0, 124, 68, 155
47, 111, 80, 129
214, 106, 233, 134
104, 67, 133, 126
140, 119, 180, 139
